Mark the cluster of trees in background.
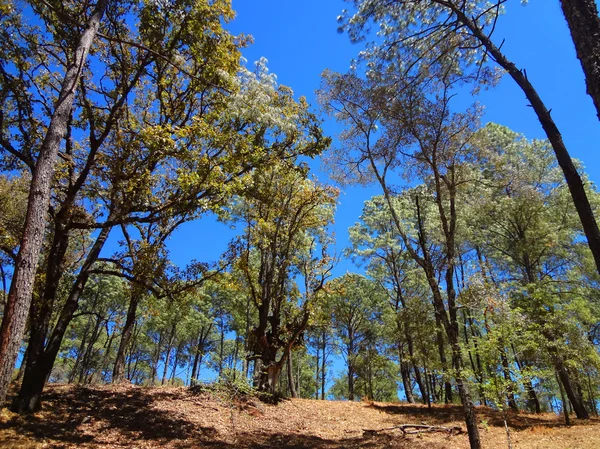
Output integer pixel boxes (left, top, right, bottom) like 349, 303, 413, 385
1, 2, 600, 449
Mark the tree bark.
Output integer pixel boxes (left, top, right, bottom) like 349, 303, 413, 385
0, 0, 109, 404
560, 0, 600, 121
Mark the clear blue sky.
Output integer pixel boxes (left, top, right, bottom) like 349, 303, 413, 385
165, 0, 600, 278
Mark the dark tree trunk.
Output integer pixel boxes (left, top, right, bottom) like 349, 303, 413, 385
0, 0, 109, 404
161, 323, 177, 386
12, 225, 111, 413
499, 345, 518, 412
287, 348, 297, 398
112, 294, 140, 383
348, 361, 355, 401
450, 5, 600, 278
557, 361, 589, 419
557, 371, 571, 425
321, 330, 326, 400
80, 314, 105, 384
434, 312, 452, 404
69, 316, 92, 384
560, 0, 600, 121
151, 332, 163, 386
190, 324, 211, 384
513, 349, 542, 414
170, 342, 183, 383
399, 344, 415, 403
315, 341, 320, 400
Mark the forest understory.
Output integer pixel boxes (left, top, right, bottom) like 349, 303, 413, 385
1, 384, 598, 449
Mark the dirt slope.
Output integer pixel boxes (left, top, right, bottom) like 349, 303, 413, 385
1, 384, 599, 448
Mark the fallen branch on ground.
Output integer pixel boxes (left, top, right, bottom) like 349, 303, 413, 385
363, 424, 464, 437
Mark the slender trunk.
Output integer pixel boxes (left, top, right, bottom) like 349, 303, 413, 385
399, 344, 415, 403
512, 345, 541, 413
90, 322, 115, 384
407, 334, 427, 403
287, 348, 297, 398
69, 316, 92, 384
296, 350, 301, 397
315, 338, 320, 400
151, 332, 162, 386
434, 312, 452, 403
557, 371, 571, 425
113, 294, 140, 383
243, 296, 251, 378
0, 0, 109, 404
560, 0, 600, 121
79, 314, 104, 384
321, 330, 326, 400
161, 323, 176, 386
423, 363, 432, 409
170, 342, 183, 384
218, 320, 224, 378
499, 345, 518, 412
16, 343, 28, 384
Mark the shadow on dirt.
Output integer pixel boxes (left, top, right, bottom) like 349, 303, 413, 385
0, 386, 450, 448
367, 402, 588, 431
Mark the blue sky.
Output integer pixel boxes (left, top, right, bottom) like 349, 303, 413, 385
165, 0, 600, 277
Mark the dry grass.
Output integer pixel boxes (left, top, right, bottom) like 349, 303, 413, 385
0, 384, 599, 448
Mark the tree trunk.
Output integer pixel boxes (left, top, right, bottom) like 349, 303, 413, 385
321, 330, 326, 400
161, 323, 177, 386
287, 348, 297, 398
0, 0, 109, 404
451, 5, 600, 277
79, 313, 104, 384
348, 360, 355, 401
560, 0, 600, 121
151, 332, 164, 386
556, 361, 589, 419
499, 345, 518, 412
12, 224, 111, 413
399, 344, 415, 403
112, 294, 140, 383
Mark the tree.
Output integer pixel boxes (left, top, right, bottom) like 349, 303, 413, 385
339, 0, 600, 283
327, 273, 385, 401
464, 123, 600, 418
231, 164, 337, 395
0, 0, 109, 404
320, 70, 483, 447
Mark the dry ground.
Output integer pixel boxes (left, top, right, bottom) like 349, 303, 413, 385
0, 384, 599, 448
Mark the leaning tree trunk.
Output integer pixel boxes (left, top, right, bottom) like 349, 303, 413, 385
450, 5, 600, 278
560, 0, 600, 122
556, 360, 589, 419
0, 0, 109, 404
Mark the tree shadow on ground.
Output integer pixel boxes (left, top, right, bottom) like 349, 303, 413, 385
367, 402, 594, 431
1, 386, 223, 447
0, 386, 454, 448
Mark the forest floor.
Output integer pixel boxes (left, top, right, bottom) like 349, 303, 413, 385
0, 384, 599, 448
